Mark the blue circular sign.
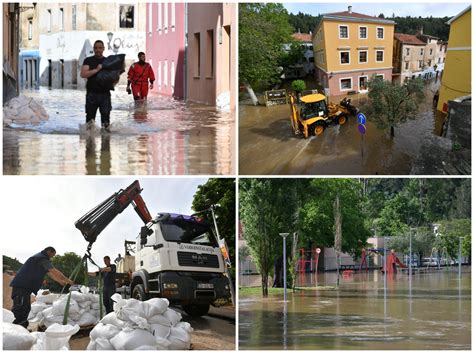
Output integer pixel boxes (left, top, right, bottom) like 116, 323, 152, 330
357, 113, 366, 125
358, 124, 366, 135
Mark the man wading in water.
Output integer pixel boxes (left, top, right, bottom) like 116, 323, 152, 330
81, 40, 112, 132
126, 52, 155, 105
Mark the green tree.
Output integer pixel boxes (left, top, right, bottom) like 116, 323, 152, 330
239, 179, 298, 297
239, 3, 294, 103
366, 76, 424, 137
435, 219, 471, 260
191, 178, 236, 270
48, 252, 86, 293
3, 255, 23, 272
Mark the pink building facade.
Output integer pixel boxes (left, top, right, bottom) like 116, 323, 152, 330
186, 3, 236, 110
146, 3, 186, 99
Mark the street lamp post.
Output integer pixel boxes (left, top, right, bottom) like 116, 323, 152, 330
458, 237, 464, 278
280, 233, 289, 302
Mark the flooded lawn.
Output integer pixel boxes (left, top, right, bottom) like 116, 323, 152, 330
3, 88, 235, 175
239, 270, 471, 350
239, 80, 450, 175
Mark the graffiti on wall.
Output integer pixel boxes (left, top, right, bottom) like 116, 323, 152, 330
106, 32, 141, 55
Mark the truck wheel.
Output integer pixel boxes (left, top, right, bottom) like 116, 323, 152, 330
182, 304, 210, 317
132, 284, 148, 301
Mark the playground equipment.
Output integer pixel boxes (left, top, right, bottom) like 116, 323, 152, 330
297, 248, 320, 273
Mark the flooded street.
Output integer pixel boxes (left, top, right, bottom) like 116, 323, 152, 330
3, 88, 235, 175
239, 80, 448, 175
239, 270, 471, 350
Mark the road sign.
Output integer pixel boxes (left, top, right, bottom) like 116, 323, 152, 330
316, 248, 321, 254
357, 113, 366, 125
358, 124, 366, 135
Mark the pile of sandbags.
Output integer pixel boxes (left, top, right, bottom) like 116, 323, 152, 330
87, 294, 193, 350
29, 288, 101, 328
3, 95, 49, 126
3, 308, 79, 350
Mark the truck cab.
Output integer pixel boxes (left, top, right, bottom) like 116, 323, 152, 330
131, 213, 232, 316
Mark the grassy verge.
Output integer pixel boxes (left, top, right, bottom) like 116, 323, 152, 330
239, 285, 336, 297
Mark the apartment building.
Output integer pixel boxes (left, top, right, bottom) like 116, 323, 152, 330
313, 6, 395, 96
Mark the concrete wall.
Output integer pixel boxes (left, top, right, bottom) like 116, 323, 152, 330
3, 3, 20, 103
146, 3, 186, 98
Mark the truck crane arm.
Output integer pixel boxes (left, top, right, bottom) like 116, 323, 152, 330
75, 180, 152, 247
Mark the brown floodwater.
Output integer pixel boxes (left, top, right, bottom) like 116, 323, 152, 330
239, 270, 471, 350
3, 88, 235, 175
239, 80, 447, 175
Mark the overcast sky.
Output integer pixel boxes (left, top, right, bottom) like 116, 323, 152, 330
1, 177, 209, 266
283, 2, 470, 19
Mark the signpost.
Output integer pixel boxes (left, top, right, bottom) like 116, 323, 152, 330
357, 112, 366, 157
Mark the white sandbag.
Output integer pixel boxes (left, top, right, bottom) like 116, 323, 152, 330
91, 302, 101, 310
36, 293, 60, 304
52, 297, 80, 316
148, 314, 172, 326
87, 293, 100, 303
3, 309, 15, 323
30, 332, 45, 350
168, 325, 191, 347
30, 302, 48, 315
90, 323, 121, 341
110, 329, 157, 350
42, 306, 54, 318
135, 345, 158, 350
44, 323, 80, 350
86, 340, 97, 350
43, 316, 77, 328
175, 321, 194, 333
100, 312, 127, 329
162, 308, 182, 326
168, 336, 191, 350
150, 323, 171, 338
142, 298, 169, 318
78, 300, 91, 309
71, 291, 89, 303
95, 337, 115, 350
155, 336, 172, 350
2, 322, 35, 350
77, 312, 98, 326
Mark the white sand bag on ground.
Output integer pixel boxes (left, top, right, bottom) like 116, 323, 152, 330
168, 326, 192, 350
90, 323, 121, 341
2, 322, 36, 350
150, 323, 171, 338
44, 323, 80, 350
52, 297, 80, 316
3, 309, 15, 323
148, 314, 172, 326
100, 312, 128, 329
77, 312, 98, 326
95, 338, 115, 350
110, 328, 157, 350
36, 293, 60, 304
141, 298, 169, 318
162, 308, 182, 326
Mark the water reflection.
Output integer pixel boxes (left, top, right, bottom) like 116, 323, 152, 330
3, 88, 235, 175
239, 270, 471, 350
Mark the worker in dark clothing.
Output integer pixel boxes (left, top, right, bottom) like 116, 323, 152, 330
88, 256, 116, 314
10, 247, 74, 328
80, 40, 112, 132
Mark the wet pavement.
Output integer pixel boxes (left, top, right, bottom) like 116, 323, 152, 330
239, 80, 456, 175
3, 87, 235, 175
239, 270, 471, 350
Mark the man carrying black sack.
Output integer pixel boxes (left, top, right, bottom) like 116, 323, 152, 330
80, 40, 112, 132
10, 247, 74, 328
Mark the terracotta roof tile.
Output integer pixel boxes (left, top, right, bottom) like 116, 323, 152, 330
292, 33, 312, 42
394, 33, 426, 45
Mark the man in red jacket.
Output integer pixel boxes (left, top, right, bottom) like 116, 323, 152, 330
126, 52, 155, 102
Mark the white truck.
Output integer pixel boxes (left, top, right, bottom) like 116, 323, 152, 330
75, 180, 232, 317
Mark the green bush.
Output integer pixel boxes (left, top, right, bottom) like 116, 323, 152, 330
291, 80, 306, 92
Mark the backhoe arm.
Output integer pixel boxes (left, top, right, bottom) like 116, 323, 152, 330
75, 180, 152, 246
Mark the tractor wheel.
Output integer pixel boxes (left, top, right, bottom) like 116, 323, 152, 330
313, 123, 325, 136
338, 115, 347, 125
